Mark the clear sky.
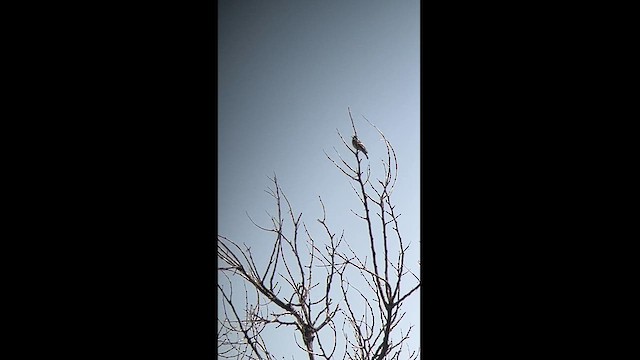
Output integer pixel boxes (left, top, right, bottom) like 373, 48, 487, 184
218, 0, 420, 357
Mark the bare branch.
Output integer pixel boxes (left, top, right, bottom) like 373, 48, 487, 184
218, 108, 420, 359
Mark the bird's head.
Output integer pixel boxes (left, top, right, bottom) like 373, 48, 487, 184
352, 135, 357, 140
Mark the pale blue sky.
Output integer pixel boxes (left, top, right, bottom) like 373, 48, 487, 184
218, 0, 420, 357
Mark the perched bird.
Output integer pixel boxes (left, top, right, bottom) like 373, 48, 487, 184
352, 135, 368, 159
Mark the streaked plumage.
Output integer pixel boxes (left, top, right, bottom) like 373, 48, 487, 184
352, 135, 368, 159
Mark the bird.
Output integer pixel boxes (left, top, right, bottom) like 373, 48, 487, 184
352, 135, 368, 159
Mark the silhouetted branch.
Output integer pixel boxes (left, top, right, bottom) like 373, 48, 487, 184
218, 108, 419, 360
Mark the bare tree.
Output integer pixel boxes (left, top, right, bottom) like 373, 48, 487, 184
218, 108, 420, 359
